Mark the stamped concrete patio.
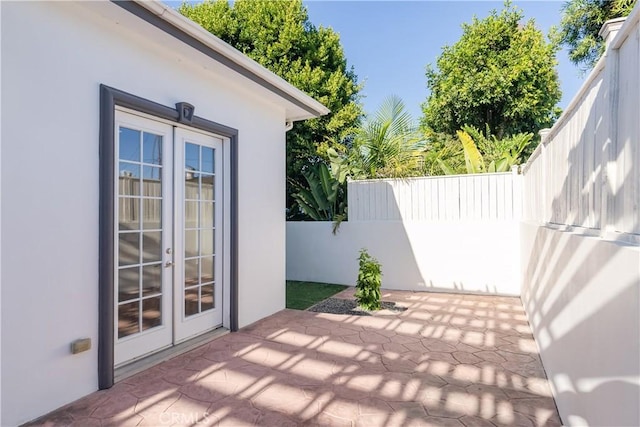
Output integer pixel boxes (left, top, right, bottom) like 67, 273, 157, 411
33, 289, 561, 426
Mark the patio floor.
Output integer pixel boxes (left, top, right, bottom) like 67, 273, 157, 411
33, 289, 561, 426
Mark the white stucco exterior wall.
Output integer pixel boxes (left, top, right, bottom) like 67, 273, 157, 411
1, 2, 288, 425
287, 221, 521, 295
0, 2, 3, 423
520, 222, 640, 426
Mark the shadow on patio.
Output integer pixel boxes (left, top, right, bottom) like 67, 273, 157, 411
32, 290, 561, 427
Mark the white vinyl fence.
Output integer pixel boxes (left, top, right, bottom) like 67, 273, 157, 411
522, 18, 639, 239
348, 172, 521, 221
520, 15, 640, 427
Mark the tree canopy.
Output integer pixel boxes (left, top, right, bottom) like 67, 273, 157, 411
179, 0, 362, 218
559, 0, 637, 71
421, 3, 562, 139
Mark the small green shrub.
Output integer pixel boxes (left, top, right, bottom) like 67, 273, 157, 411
355, 248, 382, 311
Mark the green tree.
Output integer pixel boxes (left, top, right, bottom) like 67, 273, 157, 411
559, 0, 636, 71
179, 0, 362, 219
421, 3, 562, 139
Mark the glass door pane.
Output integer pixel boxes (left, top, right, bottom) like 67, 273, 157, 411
117, 127, 165, 337
183, 143, 217, 317
114, 111, 173, 366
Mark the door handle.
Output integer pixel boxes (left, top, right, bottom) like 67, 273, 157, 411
164, 261, 174, 268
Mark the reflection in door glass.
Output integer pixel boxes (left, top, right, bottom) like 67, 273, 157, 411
201, 257, 214, 283
142, 199, 162, 230
117, 125, 164, 339
184, 288, 199, 316
201, 147, 214, 174
119, 128, 141, 162
143, 166, 162, 197
142, 264, 162, 296
201, 175, 214, 200
184, 258, 199, 287
200, 202, 214, 228
142, 232, 162, 263
119, 163, 140, 196
185, 176, 199, 199
200, 229, 214, 256
184, 142, 216, 317
201, 285, 214, 311
184, 201, 199, 228
184, 230, 198, 258
118, 267, 140, 302
118, 233, 140, 267
119, 197, 139, 231
118, 301, 139, 338
142, 297, 162, 331
143, 133, 162, 165
185, 143, 199, 171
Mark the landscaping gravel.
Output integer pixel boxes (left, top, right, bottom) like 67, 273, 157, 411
308, 297, 407, 316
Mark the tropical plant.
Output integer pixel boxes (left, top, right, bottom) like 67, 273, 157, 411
437, 127, 532, 175
179, 0, 363, 217
290, 162, 347, 233
465, 126, 533, 169
331, 96, 426, 180
355, 249, 382, 311
559, 0, 637, 71
421, 2, 562, 138
422, 130, 466, 176
456, 130, 486, 174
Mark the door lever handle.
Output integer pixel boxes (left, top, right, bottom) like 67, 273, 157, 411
164, 261, 174, 268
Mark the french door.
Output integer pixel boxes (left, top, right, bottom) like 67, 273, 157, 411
114, 110, 224, 367
173, 127, 224, 343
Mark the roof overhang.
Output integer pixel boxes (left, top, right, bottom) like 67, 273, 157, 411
87, 1, 330, 122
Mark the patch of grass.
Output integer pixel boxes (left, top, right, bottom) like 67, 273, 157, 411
286, 281, 348, 310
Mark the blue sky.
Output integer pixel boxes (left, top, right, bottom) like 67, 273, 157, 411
166, 1, 586, 122
304, 1, 584, 120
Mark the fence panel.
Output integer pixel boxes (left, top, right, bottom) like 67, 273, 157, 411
614, 29, 640, 234
522, 16, 639, 237
347, 172, 521, 222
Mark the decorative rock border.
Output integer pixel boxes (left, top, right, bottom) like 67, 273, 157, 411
307, 297, 407, 316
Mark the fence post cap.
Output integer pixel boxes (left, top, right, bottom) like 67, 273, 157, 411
599, 17, 626, 47
538, 128, 552, 143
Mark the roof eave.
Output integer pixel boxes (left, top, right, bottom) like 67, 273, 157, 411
117, 0, 329, 121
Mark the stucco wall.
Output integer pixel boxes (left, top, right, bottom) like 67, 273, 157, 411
287, 221, 521, 295
1, 2, 286, 425
0, 2, 3, 423
520, 222, 640, 426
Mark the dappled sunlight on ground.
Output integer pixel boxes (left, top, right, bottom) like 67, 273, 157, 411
32, 289, 561, 426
